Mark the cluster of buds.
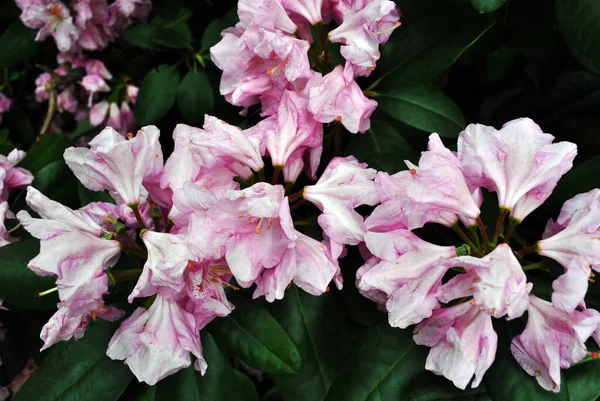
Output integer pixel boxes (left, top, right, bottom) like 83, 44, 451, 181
357, 118, 600, 392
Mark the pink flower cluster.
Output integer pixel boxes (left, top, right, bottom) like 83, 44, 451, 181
0, 94, 12, 125
16, 113, 385, 383
15, 0, 150, 53
34, 55, 138, 135
357, 117, 600, 391
0, 148, 33, 247
210, 0, 400, 176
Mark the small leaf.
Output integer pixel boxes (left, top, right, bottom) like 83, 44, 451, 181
556, 0, 600, 76
471, 0, 506, 13
0, 239, 57, 310
376, 85, 466, 138
135, 65, 180, 125
200, 9, 238, 51
323, 322, 428, 401
13, 321, 133, 401
209, 298, 302, 375
0, 20, 40, 67
19, 134, 73, 174
124, 24, 160, 50
152, 23, 192, 50
177, 70, 214, 123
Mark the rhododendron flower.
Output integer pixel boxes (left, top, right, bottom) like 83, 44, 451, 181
35, 73, 52, 102
0, 94, 12, 124
438, 244, 531, 319
90, 100, 110, 125
458, 118, 576, 221
0, 202, 14, 247
282, 0, 327, 25
414, 302, 497, 390
211, 25, 311, 110
238, 0, 297, 34
358, 230, 459, 328
56, 86, 78, 113
113, 0, 152, 19
82, 74, 110, 106
188, 116, 264, 179
0, 149, 34, 200
64, 125, 163, 205
308, 64, 378, 133
205, 182, 296, 288
328, 0, 400, 75
107, 294, 207, 385
538, 189, 600, 311
304, 156, 377, 246
511, 295, 600, 392
17, 1, 79, 52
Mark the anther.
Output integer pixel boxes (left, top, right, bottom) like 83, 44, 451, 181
372, 21, 401, 35
255, 218, 264, 234
534, 370, 541, 377
335, 116, 342, 122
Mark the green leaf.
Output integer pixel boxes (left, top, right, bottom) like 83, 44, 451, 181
152, 23, 192, 50
268, 287, 351, 401
345, 119, 418, 174
121, 332, 259, 401
33, 160, 79, 208
470, 0, 506, 13
323, 322, 428, 401
0, 239, 57, 309
200, 9, 238, 51
565, 359, 600, 401
209, 298, 302, 375
70, 119, 96, 140
19, 134, 73, 174
556, 0, 600, 76
0, 20, 40, 67
547, 156, 600, 211
177, 70, 214, 123
484, 320, 568, 401
374, 4, 495, 86
78, 182, 115, 206
135, 65, 180, 125
124, 24, 160, 50
0, 128, 15, 155
375, 85, 466, 138
13, 320, 133, 401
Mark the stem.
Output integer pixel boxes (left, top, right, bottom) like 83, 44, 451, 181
121, 244, 147, 258
7, 223, 21, 234
451, 223, 478, 254
272, 166, 282, 185
40, 89, 56, 135
290, 198, 308, 212
504, 217, 520, 243
522, 262, 545, 272
476, 216, 491, 246
257, 169, 266, 182
288, 189, 304, 203
195, 54, 206, 68
165, 217, 174, 233
493, 208, 509, 246
128, 203, 146, 229
112, 268, 143, 281
516, 242, 540, 257
468, 226, 481, 250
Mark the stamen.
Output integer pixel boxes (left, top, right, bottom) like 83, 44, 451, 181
469, 299, 477, 306
267, 60, 287, 75
127, 132, 133, 139
255, 218, 264, 234
409, 169, 417, 175
34, 287, 58, 298
49, 3, 65, 18
187, 261, 196, 271
372, 21, 401, 35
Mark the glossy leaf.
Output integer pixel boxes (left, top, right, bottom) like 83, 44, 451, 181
556, 0, 600, 76
13, 320, 133, 401
374, 4, 494, 86
547, 156, 600, 211
78, 182, 115, 206
0, 128, 14, 155
375, 85, 466, 138
0, 239, 57, 310
0, 20, 39, 67
177, 70, 214, 123
135, 65, 180, 125
33, 160, 79, 208
209, 298, 302, 375
268, 287, 351, 401
323, 322, 428, 401
565, 359, 600, 401
19, 134, 73, 174
200, 9, 238, 51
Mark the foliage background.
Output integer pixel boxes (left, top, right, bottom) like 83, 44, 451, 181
1, 0, 600, 400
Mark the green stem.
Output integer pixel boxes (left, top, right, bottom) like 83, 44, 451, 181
468, 226, 481, 250
516, 242, 540, 257
476, 216, 491, 246
452, 223, 480, 256
257, 168, 266, 182
112, 268, 144, 281
40, 88, 56, 135
288, 189, 304, 203
7, 223, 21, 234
128, 203, 146, 229
290, 198, 308, 213
522, 262, 545, 272
493, 208, 509, 246
272, 166, 282, 185
504, 217, 520, 243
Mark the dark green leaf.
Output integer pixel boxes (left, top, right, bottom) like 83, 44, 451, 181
268, 287, 351, 401
135, 65, 180, 125
177, 70, 214, 123
375, 85, 466, 138
556, 0, 600, 76
78, 182, 115, 206
0, 128, 15, 155
122, 332, 259, 401
565, 359, 600, 401
13, 320, 133, 401
547, 156, 600, 211
124, 24, 160, 50
484, 320, 568, 401
0, 20, 40, 67
345, 119, 418, 174
70, 119, 96, 140
33, 160, 79, 208
19, 134, 73, 174
471, 0, 506, 13
209, 298, 302, 375
409, 373, 489, 401
200, 9, 238, 51
152, 23, 193, 50
323, 322, 428, 401
375, 4, 494, 86
0, 239, 57, 309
